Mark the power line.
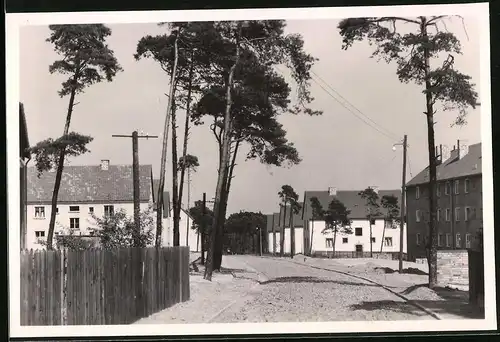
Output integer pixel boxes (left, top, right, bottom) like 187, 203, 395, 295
309, 76, 400, 142
311, 70, 400, 141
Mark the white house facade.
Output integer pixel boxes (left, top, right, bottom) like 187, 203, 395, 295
152, 180, 200, 252
267, 187, 408, 258
26, 160, 154, 250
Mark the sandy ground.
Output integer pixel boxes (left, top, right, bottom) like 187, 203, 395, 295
133, 255, 483, 324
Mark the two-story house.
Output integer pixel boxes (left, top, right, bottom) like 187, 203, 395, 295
405, 141, 482, 260
300, 187, 407, 257
26, 160, 154, 250
152, 180, 199, 251
20, 103, 30, 251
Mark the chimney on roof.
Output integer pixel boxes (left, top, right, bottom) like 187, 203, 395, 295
457, 139, 460, 159
100, 159, 110, 171
328, 187, 337, 196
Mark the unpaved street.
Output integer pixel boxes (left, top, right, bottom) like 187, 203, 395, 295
209, 255, 433, 322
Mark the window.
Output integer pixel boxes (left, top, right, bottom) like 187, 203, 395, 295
416, 210, 421, 223
438, 234, 444, 247
326, 238, 333, 248
35, 231, 45, 238
34, 206, 45, 218
371, 237, 376, 243
464, 179, 470, 193
465, 207, 471, 221
104, 205, 114, 217
416, 233, 421, 246
436, 183, 441, 197
445, 208, 451, 222
454, 180, 460, 195
355, 227, 362, 236
455, 207, 460, 221
69, 206, 80, 212
384, 237, 393, 247
465, 234, 472, 248
446, 233, 452, 247
437, 209, 441, 222
70, 218, 80, 230
89, 207, 94, 214
456, 233, 461, 248
445, 182, 450, 195
416, 186, 420, 199
342, 237, 348, 244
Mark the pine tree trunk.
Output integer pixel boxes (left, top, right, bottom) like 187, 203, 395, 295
47, 83, 77, 250
171, 103, 180, 246
421, 18, 438, 289
280, 204, 287, 257
177, 51, 195, 247
156, 33, 179, 247
380, 222, 386, 255
204, 29, 240, 281
332, 226, 337, 258
290, 209, 295, 258
310, 220, 314, 257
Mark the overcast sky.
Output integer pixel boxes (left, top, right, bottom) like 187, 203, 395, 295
20, 17, 482, 215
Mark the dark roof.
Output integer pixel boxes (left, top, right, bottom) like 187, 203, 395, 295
266, 212, 281, 232
279, 202, 304, 228
28, 164, 153, 204
406, 143, 482, 187
19, 103, 30, 158
301, 189, 401, 221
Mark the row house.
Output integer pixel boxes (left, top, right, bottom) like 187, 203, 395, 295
152, 180, 199, 252
26, 160, 154, 250
405, 141, 482, 260
267, 187, 407, 257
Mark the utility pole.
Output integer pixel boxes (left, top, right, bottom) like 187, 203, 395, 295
201, 192, 206, 265
398, 135, 408, 272
112, 131, 158, 246
258, 227, 263, 256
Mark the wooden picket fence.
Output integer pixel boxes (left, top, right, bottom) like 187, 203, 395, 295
20, 247, 190, 325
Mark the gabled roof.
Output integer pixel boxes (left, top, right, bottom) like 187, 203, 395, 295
265, 212, 281, 232
28, 164, 153, 204
301, 189, 401, 221
19, 102, 30, 158
406, 143, 482, 187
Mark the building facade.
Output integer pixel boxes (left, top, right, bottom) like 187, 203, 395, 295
19, 103, 30, 251
152, 180, 199, 252
405, 142, 482, 260
26, 160, 154, 250
301, 187, 406, 257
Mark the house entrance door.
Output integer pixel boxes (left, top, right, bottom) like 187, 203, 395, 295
355, 244, 363, 258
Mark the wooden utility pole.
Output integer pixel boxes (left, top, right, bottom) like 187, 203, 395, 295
201, 192, 206, 265
112, 131, 158, 246
259, 227, 263, 256
399, 134, 408, 272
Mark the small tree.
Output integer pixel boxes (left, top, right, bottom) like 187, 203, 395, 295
359, 187, 382, 258
323, 198, 352, 258
88, 205, 155, 249
189, 200, 215, 253
278, 185, 299, 257
380, 194, 401, 254
178, 154, 200, 246
309, 196, 325, 256
37, 24, 122, 250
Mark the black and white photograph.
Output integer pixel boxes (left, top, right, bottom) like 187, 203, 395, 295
6, 2, 496, 338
